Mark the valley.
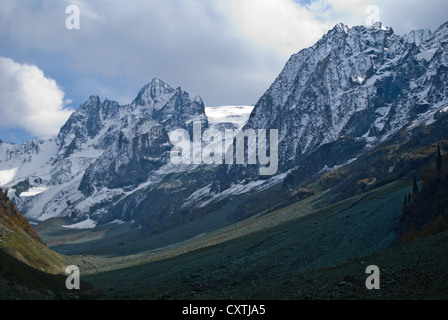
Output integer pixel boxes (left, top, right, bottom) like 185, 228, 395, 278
58, 178, 446, 300
38, 175, 407, 292
1, 18, 448, 300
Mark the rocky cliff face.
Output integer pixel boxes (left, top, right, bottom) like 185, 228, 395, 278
212, 21, 448, 192
75, 80, 208, 196
0, 79, 208, 224
1, 21, 447, 235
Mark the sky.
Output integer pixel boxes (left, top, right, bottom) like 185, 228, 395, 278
0, 0, 447, 143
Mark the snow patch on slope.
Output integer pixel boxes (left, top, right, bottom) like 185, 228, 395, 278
62, 218, 97, 230
0, 168, 18, 186
20, 187, 48, 197
205, 106, 253, 129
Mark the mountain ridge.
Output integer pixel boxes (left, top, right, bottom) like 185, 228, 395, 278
1, 20, 447, 242
211, 20, 448, 191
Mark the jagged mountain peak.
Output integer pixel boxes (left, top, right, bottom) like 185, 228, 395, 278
433, 20, 448, 34
327, 22, 349, 34
3, 21, 448, 238
250, 21, 401, 125
1, 75, 211, 222
86, 95, 101, 103
425, 20, 448, 46
150, 77, 169, 86
56, 78, 207, 155
323, 22, 392, 41
133, 78, 176, 107
335, 21, 390, 34
405, 28, 433, 46
366, 21, 392, 31
214, 19, 448, 192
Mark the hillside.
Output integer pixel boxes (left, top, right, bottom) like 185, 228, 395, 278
0, 21, 447, 243
76, 113, 448, 300
0, 188, 105, 299
0, 188, 66, 274
398, 148, 448, 240
1, 19, 448, 301
81, 176, 448, 300
84, 228, 448, 300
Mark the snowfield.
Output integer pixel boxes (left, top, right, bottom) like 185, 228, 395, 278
62, 218, 97, 230
0, 102, 255, 223
205, 105, 254, 129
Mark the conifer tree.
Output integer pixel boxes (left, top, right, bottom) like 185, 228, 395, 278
402, 195, 408, 213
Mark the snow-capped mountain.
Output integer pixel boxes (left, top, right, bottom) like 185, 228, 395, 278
405, 28, 433, 46
212, 21, 448, 192
1, 21, 448, 234
205, 105, 254, 132
0, 79, 208, 222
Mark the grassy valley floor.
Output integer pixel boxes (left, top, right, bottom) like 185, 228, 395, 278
74, 181, 448, 300
85, 230, 448, 300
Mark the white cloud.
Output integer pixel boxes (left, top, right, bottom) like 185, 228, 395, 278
225, 0, 330, 58
222, 0, 448, 58
308, 0, 448, 35
0, 56, 73, 139
0, 0, 447, 115
68, 0, 104, 22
